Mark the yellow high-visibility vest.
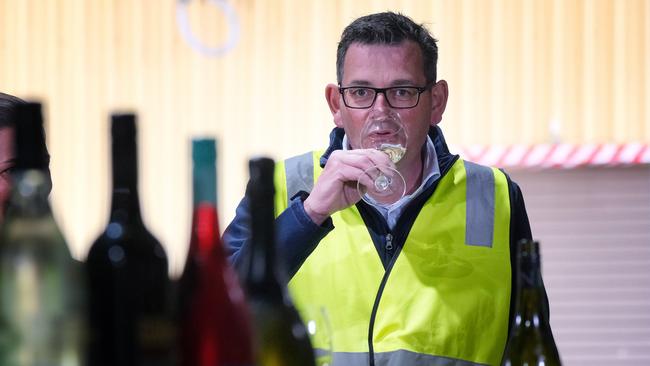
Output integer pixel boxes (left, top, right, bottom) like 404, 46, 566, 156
274, 151, 511, 366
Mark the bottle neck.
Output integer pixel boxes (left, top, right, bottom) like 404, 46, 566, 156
190, 204, 220, 258
246, 185, 281, 296
513, 256, 549, 327
110, 140, 142, 224
193, 161, 216, 207
191, 157, 219, 250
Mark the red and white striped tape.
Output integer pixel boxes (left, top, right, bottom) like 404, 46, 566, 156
451, 143, 650, 169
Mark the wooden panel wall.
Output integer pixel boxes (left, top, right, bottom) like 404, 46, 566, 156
1, 0, 648, 273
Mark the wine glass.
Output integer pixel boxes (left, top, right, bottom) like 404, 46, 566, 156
356, 110, 407, 205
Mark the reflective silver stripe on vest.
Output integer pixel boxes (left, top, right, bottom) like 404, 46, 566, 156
285, 152, 314, 204
326, 349, 489, 366
463, 160, 495, 247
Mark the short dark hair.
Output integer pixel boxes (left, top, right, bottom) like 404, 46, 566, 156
0, 92, 26, 128
336, 12, 438, 85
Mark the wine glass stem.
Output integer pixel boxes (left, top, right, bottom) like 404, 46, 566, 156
374, 174, 391, 191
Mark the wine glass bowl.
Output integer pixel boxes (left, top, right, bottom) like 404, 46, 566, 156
356, 110, 408, 205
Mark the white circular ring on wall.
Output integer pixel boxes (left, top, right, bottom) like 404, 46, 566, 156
176, 0, 241, 57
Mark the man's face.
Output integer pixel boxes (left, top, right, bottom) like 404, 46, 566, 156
0, 127, 15, 223
327, 41, 447, 166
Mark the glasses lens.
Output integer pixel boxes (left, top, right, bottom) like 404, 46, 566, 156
386, 87, 419, 108
344, 88, 375, 108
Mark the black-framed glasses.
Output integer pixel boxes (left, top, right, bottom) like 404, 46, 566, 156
339, 85, 429, 109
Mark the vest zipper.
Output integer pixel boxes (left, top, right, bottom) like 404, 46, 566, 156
363, 153, 460, 366
367, 240, 402, 366
385, 233, 393, 251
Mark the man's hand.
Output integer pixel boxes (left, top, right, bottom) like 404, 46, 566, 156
303, 149, 394, 225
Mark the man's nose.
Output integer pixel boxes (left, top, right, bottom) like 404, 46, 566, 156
372, 92, 391, 111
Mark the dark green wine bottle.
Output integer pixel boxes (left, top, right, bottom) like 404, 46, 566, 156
501, 240, 562, 366
243, 157, 316, 366
85, 114, 174, 366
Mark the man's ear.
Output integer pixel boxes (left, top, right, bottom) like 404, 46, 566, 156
429, 80, 448, 126
325, 83, 344, 128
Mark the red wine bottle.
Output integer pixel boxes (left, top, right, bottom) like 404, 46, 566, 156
177, 138, 254, 365
85, 113, 174, 366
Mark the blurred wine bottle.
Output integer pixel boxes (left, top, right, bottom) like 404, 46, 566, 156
0, 102, 86, 365
177, 138, 254, 366
501, 239, 562, 366
243, 157, 316, 366
85, 114, 174, 366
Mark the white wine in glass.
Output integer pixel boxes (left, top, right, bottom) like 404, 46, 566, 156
379, 143, 406, 163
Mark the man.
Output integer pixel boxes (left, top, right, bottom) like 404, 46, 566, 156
225, 12, 539, 366
0, 92, 51, 224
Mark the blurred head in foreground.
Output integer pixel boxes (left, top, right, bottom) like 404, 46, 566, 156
0, 92, 51, 223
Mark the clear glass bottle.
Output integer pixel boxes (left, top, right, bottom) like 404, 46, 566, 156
0, 102, 86, 366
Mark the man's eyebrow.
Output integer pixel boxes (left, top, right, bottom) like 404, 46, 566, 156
343, 79, 420, 87
390, 79, 418, 86
344, 80, 372, 86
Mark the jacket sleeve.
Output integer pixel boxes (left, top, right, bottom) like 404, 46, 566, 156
508, 178, 533, 244
222, 192, 334, 280
506, 175, 552, 328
